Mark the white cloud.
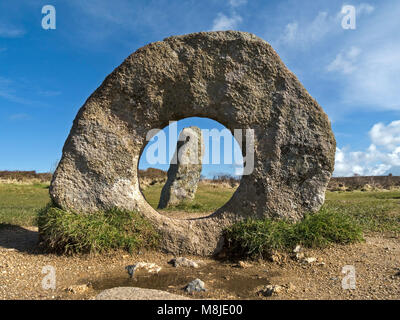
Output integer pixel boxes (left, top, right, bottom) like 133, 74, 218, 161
278, 11, 341, 48
0, 76, 31, 105
0, 76, 47, 106
38, 90, 61, 97
212, 13, 242, 31
324, 2, 400, 110
276, 3, 375, 50
0, 24, 25, 38
211, 0, 246, 31
8, 113, 30, 121
357, 3, 375, 15
334, 146, 392, 176
229, 0, 247, 7
334, 120, 400, 176
370, 120, 400, 150
0, 90, 32, 105
67, 0, 196, 45
281, 22, 298, 43
328, 43, 400, 110
327, 46, 361, 74
346, 45, 400, 110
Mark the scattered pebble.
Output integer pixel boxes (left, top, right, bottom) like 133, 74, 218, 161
294, 252, 305, 261
303, 257, 317, 264
293, 245, 302, 253
66, 284, 90, 294
258, 284, 284, 297
237, 261, 252, 268
257, 283, 296, 297
293, 253, 318, 264
285, 283, 296, 293
270, 251, 284, 264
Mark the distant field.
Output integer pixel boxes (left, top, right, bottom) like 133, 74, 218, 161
0, 183, 399, 235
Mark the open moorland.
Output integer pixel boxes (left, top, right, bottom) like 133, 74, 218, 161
0, 177, 399, 300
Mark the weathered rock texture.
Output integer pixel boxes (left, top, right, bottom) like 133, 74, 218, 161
50, 31, 336, 256
158, 126, 204, 209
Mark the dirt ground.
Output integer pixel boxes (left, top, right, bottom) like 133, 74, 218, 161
0, 224, 399, 300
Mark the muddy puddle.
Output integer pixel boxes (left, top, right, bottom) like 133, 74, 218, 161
89, 262, 280, 299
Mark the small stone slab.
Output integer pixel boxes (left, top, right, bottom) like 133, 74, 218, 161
94, 287, 190, 300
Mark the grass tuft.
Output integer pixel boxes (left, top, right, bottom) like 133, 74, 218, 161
37, 204, 159, 254
224, 207, 364, 258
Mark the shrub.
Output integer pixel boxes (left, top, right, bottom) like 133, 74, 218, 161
37, 204, 159, 254
0, 170, 52, 182
138, 168, 167, 180
224, 208, 364, 258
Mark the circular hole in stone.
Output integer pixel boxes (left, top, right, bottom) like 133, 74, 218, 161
138, 117, 244, 220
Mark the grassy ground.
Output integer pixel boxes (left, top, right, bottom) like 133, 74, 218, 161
324, 190, 400, 234
0, 183, 50, 226
142, 183, 236, 213
224, 190, 400, 257
1, 183, 399, 234
1, 183, 399, 255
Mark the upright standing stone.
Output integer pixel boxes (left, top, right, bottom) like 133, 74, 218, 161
158, 126, 204, 209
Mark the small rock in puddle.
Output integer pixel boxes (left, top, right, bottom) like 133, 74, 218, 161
169, 257, 200, 268
125, 262, 162, 278
125, 265, 136, 278
184, 278, 206, 293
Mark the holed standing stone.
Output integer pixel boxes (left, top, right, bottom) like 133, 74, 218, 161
158, 126, 204, 209
49, 31, 336, 255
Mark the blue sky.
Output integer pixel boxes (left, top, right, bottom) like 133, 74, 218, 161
1, 0, 400, 177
